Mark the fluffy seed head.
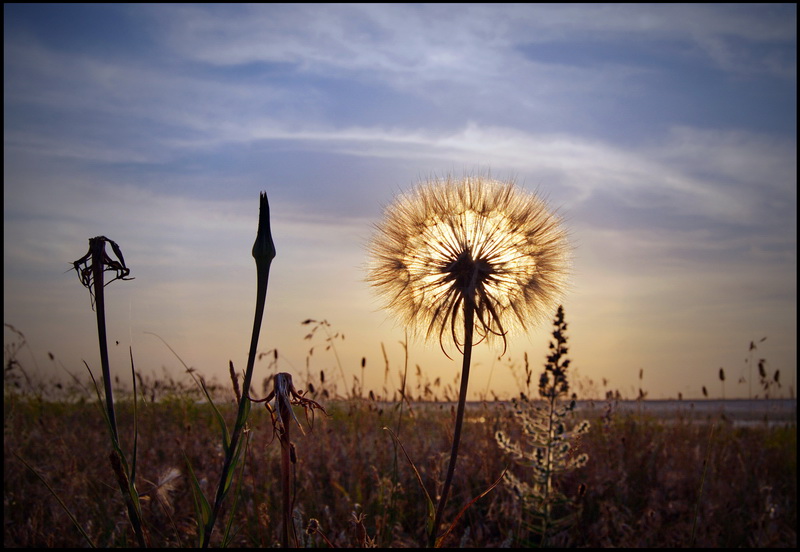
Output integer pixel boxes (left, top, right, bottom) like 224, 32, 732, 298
367, 175, 569, 355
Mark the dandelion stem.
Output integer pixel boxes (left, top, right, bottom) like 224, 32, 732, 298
429, 299, 475, 547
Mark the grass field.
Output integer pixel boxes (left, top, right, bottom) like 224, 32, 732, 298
4, 382, 796, 547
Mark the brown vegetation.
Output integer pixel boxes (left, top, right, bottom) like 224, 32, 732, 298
4, 389, 796, 547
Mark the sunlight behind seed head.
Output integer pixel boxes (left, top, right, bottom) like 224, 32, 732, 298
368, 175, 569, 356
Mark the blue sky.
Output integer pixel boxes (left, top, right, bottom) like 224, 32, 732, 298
4, 3, 796, 400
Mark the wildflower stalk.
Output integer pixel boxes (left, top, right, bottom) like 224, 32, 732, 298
495, 305, 589, 546
202, 192, 275, 547
537, 305, 574, 546
540, 380, 557, 545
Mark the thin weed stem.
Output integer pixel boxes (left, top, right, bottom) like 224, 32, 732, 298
88, 238, 119, 442
13, 450, 96, 548
280, 403, 295, 547
540, 381, 557, 546
250, 372, 326, 547
691, 421, 716, 546
320, 321, 348, 398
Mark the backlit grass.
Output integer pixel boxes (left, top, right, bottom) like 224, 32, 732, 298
4, 380, 796, 547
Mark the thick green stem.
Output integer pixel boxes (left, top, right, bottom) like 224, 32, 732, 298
429, 299, 475, 547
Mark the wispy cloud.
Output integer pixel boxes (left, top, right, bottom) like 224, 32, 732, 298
146, 4, 796, 75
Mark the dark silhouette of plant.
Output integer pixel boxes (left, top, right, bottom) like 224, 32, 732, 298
744, 337, 767, 398
757, 358, 782, 399
250, 372, 327, 547
201, 191, 277, 547
72, 236, 144, 546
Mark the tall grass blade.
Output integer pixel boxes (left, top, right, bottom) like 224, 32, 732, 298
83, 359, 148, 545
691, 421, 716, 546
383, 427, 436, 535
221, 429, 252, 548
129, 347, 139, 487
183, 449, 212, 547
13, 450, 96, 548
144, 331, 232, 454
436, 468, 507, 548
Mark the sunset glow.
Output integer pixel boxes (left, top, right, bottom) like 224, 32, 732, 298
4, 4, 796, 400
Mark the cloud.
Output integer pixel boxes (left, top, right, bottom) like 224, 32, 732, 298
204, 121, 794, 229
144, 4, 796, 78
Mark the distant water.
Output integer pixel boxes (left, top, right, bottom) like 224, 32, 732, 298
456, 398, 797, 428
574, 398, 796, 427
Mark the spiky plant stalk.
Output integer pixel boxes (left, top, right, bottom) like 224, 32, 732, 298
538, 304, 569, 545
495, 305, 589, 547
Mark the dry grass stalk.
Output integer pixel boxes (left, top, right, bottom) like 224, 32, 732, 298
250, 372, 327, 547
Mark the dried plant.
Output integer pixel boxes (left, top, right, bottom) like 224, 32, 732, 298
306, 517, 336, 548
71, 236, 134, 442
745, 337, 767, 399
302, 318, 348, 397
71, 236, 145, 546
758, 358, 782, 399
367, 175, 569, 546
250, 372, 327, 547
496, 305, 589, 546
143, 467, 182, 513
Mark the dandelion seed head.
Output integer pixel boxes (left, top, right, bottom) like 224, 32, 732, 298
368, 175, 569, 354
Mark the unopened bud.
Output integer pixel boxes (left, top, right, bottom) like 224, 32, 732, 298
252, 192, 276, 265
